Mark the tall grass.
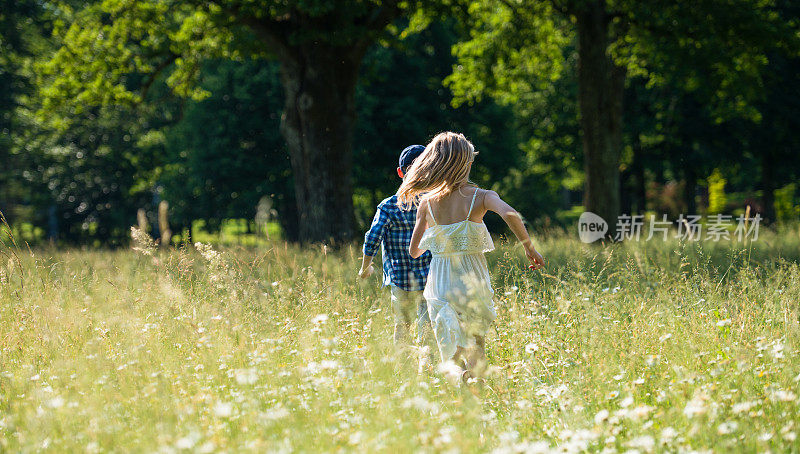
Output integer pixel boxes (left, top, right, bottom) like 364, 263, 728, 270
1, 227, 799, 452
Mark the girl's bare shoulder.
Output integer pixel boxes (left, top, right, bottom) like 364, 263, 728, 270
469, 187, 497, 200
481, 189, 504, 211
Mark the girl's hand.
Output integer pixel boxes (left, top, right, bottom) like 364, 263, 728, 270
525, 246, 545, 271
358, 264, 375, 279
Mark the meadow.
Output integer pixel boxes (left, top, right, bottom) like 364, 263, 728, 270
1, 227, 800, 453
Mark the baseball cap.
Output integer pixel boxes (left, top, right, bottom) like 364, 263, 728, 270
399, 144, 426, 171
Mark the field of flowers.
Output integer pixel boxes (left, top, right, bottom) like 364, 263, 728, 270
1, 227, 800, 452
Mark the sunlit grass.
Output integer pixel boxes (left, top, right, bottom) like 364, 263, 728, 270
1, 228, 799, 452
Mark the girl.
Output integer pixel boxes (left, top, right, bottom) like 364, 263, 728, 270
398, 131, 545, 381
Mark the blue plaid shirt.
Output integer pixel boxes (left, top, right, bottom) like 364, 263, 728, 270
363, 195, 431, 291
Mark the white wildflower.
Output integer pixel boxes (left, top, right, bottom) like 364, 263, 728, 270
319, 360, 340, 370
213, 401, 233, 418
620, 396, 634, 408
498, 430, 519, 443
683, 395, 708, 418
594, 409, 610, 424
770, 341, 785, 360
403, 396, 438, 413
525, 342, 539, 354
516, 399, 533, 410
770, 389, 797, 402
660, 427, 678, 442
260, 405, 290, 421
47, 397, 65, 408
535, 384, 569, 403
626, 435, 655, 452
234, 368, 259, 385
732, 401, 758, 414
630, 405, 654, 421
438, 361, 464, 386
717, 421, 738, 434
348, 431, 365, 446
175, 432, 200, 450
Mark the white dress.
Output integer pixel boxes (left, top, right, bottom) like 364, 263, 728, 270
419, 189, 496, 361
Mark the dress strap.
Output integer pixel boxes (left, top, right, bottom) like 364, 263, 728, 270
466, 188, 479, 219
427, 200, 437, 225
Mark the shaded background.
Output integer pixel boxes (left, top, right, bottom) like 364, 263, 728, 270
1, 0, 799, 246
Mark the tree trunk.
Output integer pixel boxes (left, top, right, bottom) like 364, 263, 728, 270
576, 1, 626, 236
620, 168, 632, 215
278, 44, 360, 244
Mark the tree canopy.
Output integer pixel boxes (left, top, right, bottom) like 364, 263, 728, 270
447, 0, 800, 232
2, 0, 800, 245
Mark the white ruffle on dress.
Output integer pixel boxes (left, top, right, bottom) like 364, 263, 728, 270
419, 189, 496, 361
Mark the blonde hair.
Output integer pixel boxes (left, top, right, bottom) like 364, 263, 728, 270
397, 131, 476, 208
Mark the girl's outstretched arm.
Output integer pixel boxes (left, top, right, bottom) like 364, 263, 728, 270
409, 198, 429, 258
484, 190, 545, 270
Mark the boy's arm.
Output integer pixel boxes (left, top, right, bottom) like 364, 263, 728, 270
358, 255, 375, 278
409, 199, 429, 259
360, 204, 390, 278
484, 191, 545, 270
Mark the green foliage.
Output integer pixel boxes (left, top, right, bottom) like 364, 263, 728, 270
445, 1, 568, 108
353, 20, 522, 231
3, 0, 800, 245
161, 58, 293, 235
774, 184, 799, 222
707, 169, 728, 215
0, 0, 47, 224
443, 3, 582, 225
447, 0, 800, 223
35, 0, 424, 120
18, 101, 170, 243
617, 0, 800, 122
37, 0, 231, 117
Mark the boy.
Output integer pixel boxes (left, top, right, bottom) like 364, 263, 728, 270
359, 145, 432, 346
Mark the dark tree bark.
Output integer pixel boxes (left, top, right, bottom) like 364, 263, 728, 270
278, 45, 362, 244
576, 1, 626, 235
620, 168, 632, 215
233, 5, 400, 244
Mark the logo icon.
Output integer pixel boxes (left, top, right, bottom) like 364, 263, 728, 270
578, 211, 607, 243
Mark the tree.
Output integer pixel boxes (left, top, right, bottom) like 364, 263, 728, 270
0, 0, 43, 224
352, 20, 522, 231
447, 0, 799, 232
38, 0, 417, 244
19, 102, 166, 244
162, 59, 295, 239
